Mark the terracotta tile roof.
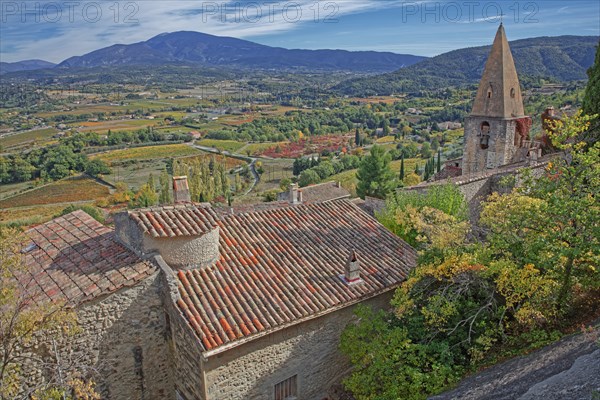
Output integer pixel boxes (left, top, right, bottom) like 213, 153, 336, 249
278, 181, 351, 203
128, 204, 219, 238
175, 199, 416, 351
20, 210, 155, 305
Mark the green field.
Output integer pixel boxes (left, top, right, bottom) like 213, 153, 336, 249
0, 180, 38, 200
92, 144, 201, 163
197, 139, 246, 153
376, 136, 396, 143
74, 119, 159, 133
241, 142, 289, 156
0, 128, 59, 148
102, 159, 170, 190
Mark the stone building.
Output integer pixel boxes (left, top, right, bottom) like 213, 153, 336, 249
461, 24, 533, 175
18, 178, 416, 400
16, 210, 173, 399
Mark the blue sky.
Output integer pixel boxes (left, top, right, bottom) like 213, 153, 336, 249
1, 0, 599, 63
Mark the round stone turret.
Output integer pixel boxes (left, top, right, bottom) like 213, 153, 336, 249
114, 204, 220, 270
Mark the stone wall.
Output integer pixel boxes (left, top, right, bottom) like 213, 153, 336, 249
155, 255, 207, 400
18, 272, 174, 399
202, 293, 393, 400
114, 211, 146, 257
145, 229, 220, 270
114, 212, 220, 270
463, 117, 519, 175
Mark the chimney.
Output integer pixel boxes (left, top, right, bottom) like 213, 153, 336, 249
289, 183, 300, 204
173, 176, 191, 204
546, 106, 555, 117
298, 190, 303, 204
337, 181, 342, 189
344, 250, 361, 284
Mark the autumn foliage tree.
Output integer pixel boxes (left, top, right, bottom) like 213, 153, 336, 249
481, 112, 600, 308
342, 113, 599, 400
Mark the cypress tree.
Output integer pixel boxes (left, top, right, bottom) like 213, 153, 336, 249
437, 149, 442, 173
159, 167, 172, 204
399, 154, 405, 181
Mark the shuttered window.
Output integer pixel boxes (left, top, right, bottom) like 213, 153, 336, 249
274, 375, 298, 400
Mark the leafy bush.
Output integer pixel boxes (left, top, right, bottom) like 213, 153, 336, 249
377, 184, 467, 247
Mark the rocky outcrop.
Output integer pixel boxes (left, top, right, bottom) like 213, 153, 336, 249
431, 331, 600, 400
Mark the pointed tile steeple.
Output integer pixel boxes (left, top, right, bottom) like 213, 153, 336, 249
471, 24, 525, 118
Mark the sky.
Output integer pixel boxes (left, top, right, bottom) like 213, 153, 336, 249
1, 0, 599, 63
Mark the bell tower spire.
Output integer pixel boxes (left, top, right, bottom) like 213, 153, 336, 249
461, 24, 531, 175
471, 23, 525, 119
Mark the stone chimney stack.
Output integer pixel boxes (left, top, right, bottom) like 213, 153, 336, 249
173, 176, 191, 204
289, 183, 301, 204
344, 250, 361, 284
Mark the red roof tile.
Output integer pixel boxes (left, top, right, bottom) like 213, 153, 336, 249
21, 210, 156, 305
175, 200, 416, 351
129, 204, 218, 238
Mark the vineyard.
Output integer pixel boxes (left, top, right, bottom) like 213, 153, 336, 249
0, 176, 110, 208
92, 144, 201, 162
196, 139, 246, 153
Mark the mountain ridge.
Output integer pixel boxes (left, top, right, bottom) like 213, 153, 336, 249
0, 59, 56, 74
56, 31, 425, 73
333, 35, 599, 95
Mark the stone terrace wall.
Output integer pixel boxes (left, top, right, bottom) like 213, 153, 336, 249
203, 293, 393, 400
18, 272, 174, 399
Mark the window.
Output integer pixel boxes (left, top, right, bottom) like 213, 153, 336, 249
510, 88, 516, 98
487, 84, 493, 99
274, 375, 298, 400
480, 122, 490, 150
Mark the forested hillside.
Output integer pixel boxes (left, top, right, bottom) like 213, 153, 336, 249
335, 36, 599, 96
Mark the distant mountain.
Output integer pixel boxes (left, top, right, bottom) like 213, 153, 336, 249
56, 31, 425, 73
334, 36, 599, 96
0, 59, 56, 74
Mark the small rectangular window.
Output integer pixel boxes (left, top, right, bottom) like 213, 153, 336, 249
274, 375, 298, 400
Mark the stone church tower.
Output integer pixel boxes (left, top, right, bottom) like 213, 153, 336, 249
462, 24, 531, 174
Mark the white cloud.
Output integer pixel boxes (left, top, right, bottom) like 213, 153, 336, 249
1, 0, 413, 62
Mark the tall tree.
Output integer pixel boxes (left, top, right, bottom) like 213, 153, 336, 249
356, 145, 395, 199
437, 149, 442, 173
159, 168, 172, 205
382, 119, 391, 136
399, 154, 405, 181
355, 127, 361, 146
